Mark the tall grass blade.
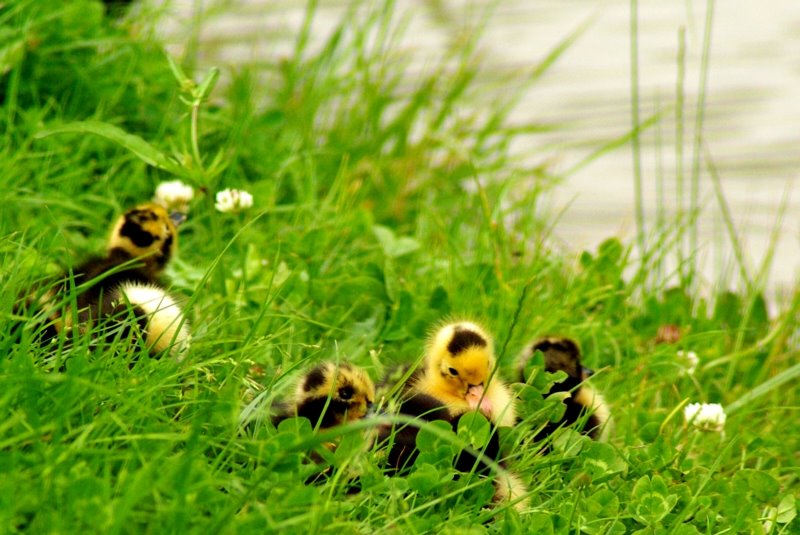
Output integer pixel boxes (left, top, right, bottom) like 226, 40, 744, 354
689, 0, 716, 288
629, 0, 646, 258
726, 362, 800, 414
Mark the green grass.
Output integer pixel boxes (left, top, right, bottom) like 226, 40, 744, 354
1, 0, 798, 533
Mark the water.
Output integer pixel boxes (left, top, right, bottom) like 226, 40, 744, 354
155, 0, 799, 302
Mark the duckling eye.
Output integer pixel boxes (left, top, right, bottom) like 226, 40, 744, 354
338, 386, 354, 400
448, 367, 459, 376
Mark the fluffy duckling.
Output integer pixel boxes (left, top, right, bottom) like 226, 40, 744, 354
380, 321, 525, 508
266, 361, 376, 491
38, 203, 190, 358
411, 321, 517, 426
517, 336, 611, 441
272, 361, 376, 430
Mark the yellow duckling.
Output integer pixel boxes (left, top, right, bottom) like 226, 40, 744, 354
380, 321, 525, 510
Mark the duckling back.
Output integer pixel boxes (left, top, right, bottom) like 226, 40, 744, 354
381, 391, 502, 476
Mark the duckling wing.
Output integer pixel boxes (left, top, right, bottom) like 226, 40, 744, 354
294, 396, 353, 430
451, 412, 501, 476
70, 252, 156, 323
380, 392, 452, 473
380, 393, 504, 476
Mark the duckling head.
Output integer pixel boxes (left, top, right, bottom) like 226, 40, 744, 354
519, 336, 594, 388
295, 361, 376, 425
425, 322, 495, 407
539, 337, 593, 379
107, 203, 183, 272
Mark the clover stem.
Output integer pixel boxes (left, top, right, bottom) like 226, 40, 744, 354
191, 101, 202, 171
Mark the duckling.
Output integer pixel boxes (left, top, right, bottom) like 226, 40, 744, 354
268, 360, 376, 491
271, 361, 376, 430
379, 321, 525, 508
36, 202, 190, 358
517, 336, 611, 441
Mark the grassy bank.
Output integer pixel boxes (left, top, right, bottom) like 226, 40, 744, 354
1, 1, 797, 532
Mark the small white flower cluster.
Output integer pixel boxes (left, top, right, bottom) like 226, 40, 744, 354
154, 180, 194, 212
684, 402, 726, 432
153, 181, 254, 215
677, 350, 699, 376
215, 188, 254, 214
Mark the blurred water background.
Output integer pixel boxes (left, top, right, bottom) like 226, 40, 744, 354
153, 0, 799, 305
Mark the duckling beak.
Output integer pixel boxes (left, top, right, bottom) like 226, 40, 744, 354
169, 211, 187, 227
582, 366, 595, 379
465, 385, 483, 407
365, 402, 375, 417
466, 383, 484, 396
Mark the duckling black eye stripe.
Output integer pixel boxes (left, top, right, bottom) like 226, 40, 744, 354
120, 220, 156, 247
447, 328, 487, 355
535, 338, 579, 356
303, 367, 327, 392
552, 340, 578, 354
532, 340, 552, 352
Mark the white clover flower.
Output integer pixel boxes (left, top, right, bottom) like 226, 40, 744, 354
684, 402, 726, 432
154, 180, 194, 211
215, 188, 253, 214
677, 350, 699, 376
